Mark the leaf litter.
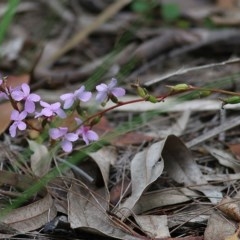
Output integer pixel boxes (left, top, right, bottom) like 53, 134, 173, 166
2, 0, 240, 239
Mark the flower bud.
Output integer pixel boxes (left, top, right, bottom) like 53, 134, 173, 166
221, 96, 240, 105
146, 95, 158, 103
167, 83, 190, 92
110, 94, 119, 103
137, 86, 148, 98
198, 90, 211, 98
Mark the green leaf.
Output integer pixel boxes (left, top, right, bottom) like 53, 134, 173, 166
131, 0, 151, 13
161, 3, 180, 22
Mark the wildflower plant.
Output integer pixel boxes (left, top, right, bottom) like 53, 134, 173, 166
1, 75, 240, 154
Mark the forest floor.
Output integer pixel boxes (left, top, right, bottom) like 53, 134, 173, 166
1, 0, 240, 239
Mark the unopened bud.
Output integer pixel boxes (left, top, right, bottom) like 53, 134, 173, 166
221, 96, 240, 106
137, 86, 148, 98
146, 95, 158, 103
167, 83, 190, 92
199, 90, 211, 97
110, 94, 119, 103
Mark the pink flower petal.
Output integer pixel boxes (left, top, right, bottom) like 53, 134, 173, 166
78, 92, 92, 102
28, 93, 41, 102
10, 110, 19, 121
96, 83, 107, 92
60, 93, 73, 101
21, 83, 30, 96
86, 130, 99, 141
9, 123, 17, 137
61, 140, 72, 152
40, 101, 50, 108
65, 133, 78, 142
11, 90, 24, 101
25, 100, 35, 113
17, 121, 26, 130
111, 87, 126, 97
108, 78, 117, 89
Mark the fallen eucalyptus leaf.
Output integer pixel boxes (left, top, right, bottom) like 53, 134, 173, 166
133, 188, 197, 214
134, 215, 170, 238
2, 193, 57, 233
204, 212, 236, 240
68, 183, 140, 240
162, 135, 222, 204
117, 138, 165, 218
28, 140, 52, 177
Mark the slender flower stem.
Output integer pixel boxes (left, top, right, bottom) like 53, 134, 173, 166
190, 86, 240, 96
82, 85, 240, 127
83, 95, 168, 125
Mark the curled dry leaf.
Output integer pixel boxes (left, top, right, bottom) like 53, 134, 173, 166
0, 170, 57, 233
1, 192, 57, 233
204, 145, 240, 173
133, 188, 196, 214
68, 147, 141, 239
204, 212, 236, 240
134, 215, 170, 238
218, 196, 240, 222
68, 183, 139, 240
162, 135, 222, 204
28, 140, 52, 177
117, 137, 165, 218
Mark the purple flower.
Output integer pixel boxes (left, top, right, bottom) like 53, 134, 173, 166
9, 110, 27, 137
75, 118, 98, 145
76, 126, 99, 145
0, 91, 8, 101
96, 78, 125, 103
60, 86, 92, 109
49, 127, 78, 152
11, 83, 41, 113
0, 79, 2, 85
35, 101, 66, 118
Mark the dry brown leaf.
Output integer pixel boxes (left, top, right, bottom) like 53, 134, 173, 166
117, 137, 165, 218
2, 192, 57, 233
0, 102, 14, 135
218, 196, 240, 222
225, 224, 240, 240
110, 178, 131, 206
0, 170, 56, 233
93, 116, 153, 146
5, 74, 30, 88
204, 145, 240, 173
134, 215, 170, 238
228, 143, 240, 161
67, 146, 142, 239
88, 146, 117, 196
0, 170, 36, 191
28, 140, 52, 177
204, 212, 236, 240
68, 183, 139, 240
133, 188, 196, 214
162, 135, 222, 204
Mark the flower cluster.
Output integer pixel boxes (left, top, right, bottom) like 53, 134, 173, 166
0, 77, 126, 153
